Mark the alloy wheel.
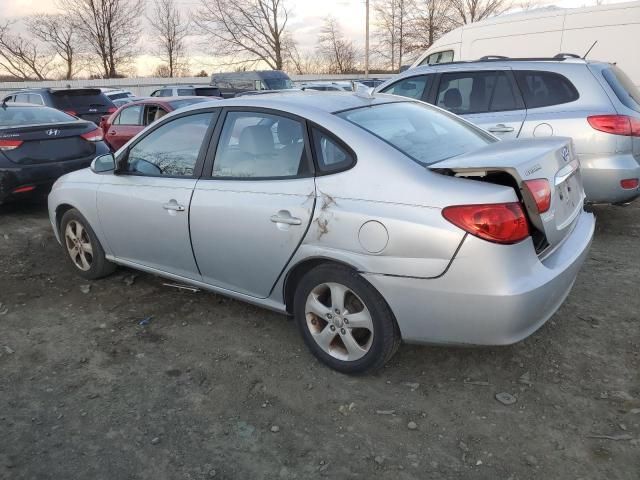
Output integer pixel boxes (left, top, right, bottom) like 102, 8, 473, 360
64, 220, 93, 271
305, 282, 374, 361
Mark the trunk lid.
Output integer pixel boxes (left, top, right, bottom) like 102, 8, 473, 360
0, 122, 98, 165
429, 137, 585, 252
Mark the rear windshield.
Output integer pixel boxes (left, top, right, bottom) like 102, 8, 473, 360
51, 90, 113, 109
336, 101, 494, 166
168, 98, 210, 110
0, 106, 76, 127
602, 66, 640, 113
108, 92, 132, 100
194, 87, 221, 96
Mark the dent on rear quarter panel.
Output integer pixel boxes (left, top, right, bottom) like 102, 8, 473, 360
298, 190, 465, 279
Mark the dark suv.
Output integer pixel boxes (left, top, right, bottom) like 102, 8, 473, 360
2, 88, 116, 125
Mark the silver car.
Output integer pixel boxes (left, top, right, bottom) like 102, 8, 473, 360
48, 92, 595, 373
376, 58, 640, 204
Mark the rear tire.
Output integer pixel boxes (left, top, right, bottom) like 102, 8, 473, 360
60, 208, 116, 280
293, 264, 400, 374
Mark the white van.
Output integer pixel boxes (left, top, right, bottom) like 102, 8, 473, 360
410, 1, 640, 86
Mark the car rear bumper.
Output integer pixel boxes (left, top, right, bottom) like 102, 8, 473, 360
363, 210, 595, 346
0, 144, 108, 204
579, 153, 640, 204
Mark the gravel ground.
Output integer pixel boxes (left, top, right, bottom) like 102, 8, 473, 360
0, 200, 638, 480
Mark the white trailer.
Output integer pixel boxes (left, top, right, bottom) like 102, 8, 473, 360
411, 1, 640, 86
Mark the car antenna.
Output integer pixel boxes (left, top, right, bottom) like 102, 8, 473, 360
583, 40, 597, 59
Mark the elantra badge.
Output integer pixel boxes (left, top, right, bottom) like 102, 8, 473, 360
561, 146, 570, 162
46, 129, 60, 136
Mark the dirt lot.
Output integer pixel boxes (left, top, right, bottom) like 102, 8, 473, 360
0, 199, 638, 480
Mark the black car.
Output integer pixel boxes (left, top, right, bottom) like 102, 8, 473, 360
2, 88, 117, 124
0, 103, 110, 204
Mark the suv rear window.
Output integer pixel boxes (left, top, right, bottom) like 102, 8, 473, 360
194, 87, 221, 96
602, 66, 640, 113
51, 89, 113, 109
514, 71, 579, 109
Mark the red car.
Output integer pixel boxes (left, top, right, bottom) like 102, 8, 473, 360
100, 96, 214, 150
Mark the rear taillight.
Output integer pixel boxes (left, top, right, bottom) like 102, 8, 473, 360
442, 202, 530, 245
621, 178, 639, 189
107, 107, 117, 113
80, 128, 104, 142
587, 115, 640, 137
0, 139, 23, 150
64, 109, 77, 116
524, 179, 551, 213
12, 185, 36, 194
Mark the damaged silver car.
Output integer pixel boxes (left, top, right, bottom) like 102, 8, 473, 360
48, 92, 595, 373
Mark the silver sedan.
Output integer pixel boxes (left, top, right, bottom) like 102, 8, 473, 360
48, 92, 595, 373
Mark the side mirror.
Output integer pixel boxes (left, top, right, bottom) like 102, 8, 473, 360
90, 153, 115, 173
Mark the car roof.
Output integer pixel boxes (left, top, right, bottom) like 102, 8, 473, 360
179, 91, 406, 115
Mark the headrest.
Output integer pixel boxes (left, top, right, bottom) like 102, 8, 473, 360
277, 119, 301, 145
443, 88, 462, 109
239, 125, 274, 156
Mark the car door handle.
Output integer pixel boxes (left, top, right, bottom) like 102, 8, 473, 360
270, 212, 302, 225
163, 201, 185, 212
488, 124, 515, 133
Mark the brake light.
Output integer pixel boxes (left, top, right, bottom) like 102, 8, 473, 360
12, 185, 36, 194
442, 202, 530, 244
80, 128, 104, 142
587, 115, 640, 137
107, 106, 117, 113
64, 110, 77, 116
621, 178, 639, 189
524, 179, 551, 213
0, 139, 23, 150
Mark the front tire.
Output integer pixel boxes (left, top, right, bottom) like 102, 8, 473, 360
60, 208, 116, 280
293, 264, 400, 374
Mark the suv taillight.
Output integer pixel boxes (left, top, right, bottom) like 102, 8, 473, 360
80, 128, 104, 142
587, 115, 640, 137
524, 179, 551, 213
442, 203, 530, 244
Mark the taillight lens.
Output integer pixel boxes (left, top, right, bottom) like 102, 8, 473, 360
524, 179, 551, 213
587, 114, 640, 137
80, 128, 104, 142
442, 203, 530, 244
12, 185, 36, 194
107, 106, 117, 114
0, 139, 23, 150
64, 109, 77, 116
621, 178, 639, 189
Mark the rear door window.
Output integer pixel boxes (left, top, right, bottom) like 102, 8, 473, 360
51, 90, 112, 111
15, 93, 31, 103
381, 75, 432, 100
115, 105, 142, 125
177, 89, 194, 96
602, 66, 640, 113
421, 50, 454, 66
514, 71, 579, 109
435, 71, 520, 114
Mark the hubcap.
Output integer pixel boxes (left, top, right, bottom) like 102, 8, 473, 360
305, 282, 374, 362
64, 220, 93, 271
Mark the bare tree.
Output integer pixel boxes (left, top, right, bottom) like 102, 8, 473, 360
316, 16, 358, 74
0, 21, 53, 80
26, 14, 80, 80
58, 0, 145, 78
406, 0, 455, 54
373, 0, 412, 72
194, 0, 293, 70
286, 43, 324, 75
450, 0, 511, 25
148, 0, 189, 78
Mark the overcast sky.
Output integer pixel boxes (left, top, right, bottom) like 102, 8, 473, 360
0, 0, 627, 75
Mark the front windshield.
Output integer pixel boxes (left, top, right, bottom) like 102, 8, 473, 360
336, 101, 494, 166
265, 78, 293, 90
